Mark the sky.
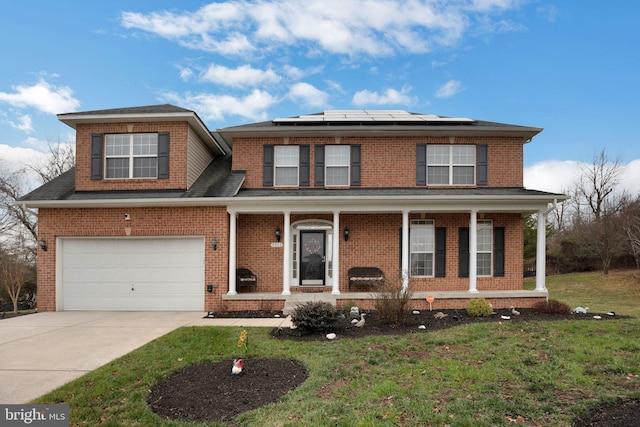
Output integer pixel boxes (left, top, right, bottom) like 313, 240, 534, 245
1, 0, 639, 195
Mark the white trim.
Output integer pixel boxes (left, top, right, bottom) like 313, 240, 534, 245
536, 210, 547, 291
469, 210, 478, 293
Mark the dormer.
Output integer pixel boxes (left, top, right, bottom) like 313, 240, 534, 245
58, 104, 228, 192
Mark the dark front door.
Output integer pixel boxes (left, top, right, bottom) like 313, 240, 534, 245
300, 231, 326, 285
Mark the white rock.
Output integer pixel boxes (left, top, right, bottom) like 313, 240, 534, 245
290, 325, 297, 329
500, 315, 511, 320
418, 325, 427, 330
274, 314, 280, 318
326, 333, 337, 340
592, 315, 602, 320
412, 310, 421, 315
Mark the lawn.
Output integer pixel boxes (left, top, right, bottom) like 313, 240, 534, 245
36, 270, 640, 426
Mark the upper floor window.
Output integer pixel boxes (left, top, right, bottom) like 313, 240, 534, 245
105, 133, 158, 179
274, 145, 299, 186
426, 145, 475, 185
325, 145, 350, 186
410, 220, 435, 277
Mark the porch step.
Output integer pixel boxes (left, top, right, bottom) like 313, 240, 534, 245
283, 293, 337, 316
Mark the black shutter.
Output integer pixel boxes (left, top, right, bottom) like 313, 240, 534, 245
458, 227, 470, 278
435, 227, 446, 277
157, 132, 170, 179
477, 144, 488, 186
416, 144, 427, 185
299, 145, 310, 186
314, 145, 325, 186
350, 144, 361, 186
263, 145, 274, 187
494, 227, 505, 277
90, 134, 103, 180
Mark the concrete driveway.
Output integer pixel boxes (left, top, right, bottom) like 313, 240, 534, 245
0, 311, 207, 404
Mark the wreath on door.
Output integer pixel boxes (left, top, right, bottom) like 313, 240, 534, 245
304, 237, 321, 255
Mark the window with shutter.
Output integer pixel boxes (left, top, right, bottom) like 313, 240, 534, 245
104, 133, 159, 179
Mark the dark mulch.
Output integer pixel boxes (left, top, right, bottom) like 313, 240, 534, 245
151, 309, 634, 425
148, 358, 307, 424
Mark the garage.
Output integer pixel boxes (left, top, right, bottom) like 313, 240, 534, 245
59, 237, 205, 311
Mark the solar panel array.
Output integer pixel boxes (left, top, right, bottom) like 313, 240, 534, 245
273, 110, 474, 123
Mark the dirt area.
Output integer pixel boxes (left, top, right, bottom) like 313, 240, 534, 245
149, 309, 636, 425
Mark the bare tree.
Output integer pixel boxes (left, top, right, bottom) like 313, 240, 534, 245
623, 197, 640, 269
0, 242, 32, 314
26, 141, 75, 184
574, 149, 628, 274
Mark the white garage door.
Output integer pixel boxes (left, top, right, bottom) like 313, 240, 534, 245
60, 238, 205, 311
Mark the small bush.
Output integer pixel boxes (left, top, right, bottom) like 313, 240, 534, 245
531, 299, 571, 315
290, 301, 341, 335
374, 278, 413, 327
466, 298, 493, 317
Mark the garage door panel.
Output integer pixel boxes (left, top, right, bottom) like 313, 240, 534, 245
61, 238, 204, 311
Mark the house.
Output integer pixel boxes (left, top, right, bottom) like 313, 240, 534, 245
19, 105, 564, 312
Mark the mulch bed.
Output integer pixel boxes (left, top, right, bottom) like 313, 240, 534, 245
149, 309, 635, 425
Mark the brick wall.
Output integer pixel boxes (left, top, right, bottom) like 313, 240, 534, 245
36, 206, 228, 311
75, 122, 190, 191
232, 136, 524, 189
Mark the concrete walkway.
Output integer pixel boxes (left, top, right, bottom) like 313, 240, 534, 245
0, 312, 291, 404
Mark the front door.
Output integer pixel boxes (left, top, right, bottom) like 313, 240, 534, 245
300, 231, 326, 285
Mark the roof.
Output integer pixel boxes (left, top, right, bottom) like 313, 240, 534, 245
57, 104, 229, 155
17, 154, 245, 206
217, 110, 543, 146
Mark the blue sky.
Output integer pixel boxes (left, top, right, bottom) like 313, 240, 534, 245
1, 1, 639, 194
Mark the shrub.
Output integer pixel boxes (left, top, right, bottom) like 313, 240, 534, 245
531, 299, 571, 315
374, 278, 413, 327
466, 298, 493, 317
290, 301, 341, 335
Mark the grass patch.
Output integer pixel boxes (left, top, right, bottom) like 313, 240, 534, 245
36, 270, 640, 426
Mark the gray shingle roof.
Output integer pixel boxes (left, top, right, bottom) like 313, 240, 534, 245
57, 104, 193, 117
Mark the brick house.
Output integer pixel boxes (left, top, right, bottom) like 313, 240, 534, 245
19, 105, 564, 312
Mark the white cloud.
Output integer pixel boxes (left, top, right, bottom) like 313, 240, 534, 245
161, 89, 277, 121
9, 114, 34, 133
434, 80, 463, 98
0, 78, 80, 115
200, 64, 281, 87
287, 82, 329, 108
121, 0, 526, 57
352, 86, 415, 106
524, 159, 640, 197
178, 66, 194, 81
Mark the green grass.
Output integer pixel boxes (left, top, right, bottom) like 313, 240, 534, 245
36, 270, 640, 426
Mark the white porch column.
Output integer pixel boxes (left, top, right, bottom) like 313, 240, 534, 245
401, 210, 410, 290
282, 211, 291, 295
332, 211, 341, 295
227, 212, 237, 295
536, 210, 547, 291
469, 210, 478, 293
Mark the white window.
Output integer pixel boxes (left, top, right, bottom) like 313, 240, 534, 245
105, 133, 158, 179
477, 220, 493, 276
274, 146, 299, 186
427, 145, 475, 185
410, 220, 435, 277
325, 145, 350, 186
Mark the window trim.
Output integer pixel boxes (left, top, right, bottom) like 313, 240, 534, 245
476, 219, 493, 277
104, 133, 159, 179
410, 219, 435, 278
426, 144, 476, 186
274, 145, 300, 187
324, 145, 351, 187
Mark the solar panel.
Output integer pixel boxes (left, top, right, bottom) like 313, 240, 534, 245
273, 110, 474, 123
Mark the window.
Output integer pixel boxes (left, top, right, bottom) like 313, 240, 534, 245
105, 133, 158, 179
477, 220, 493, 276
410, 220, 435, 277
274, 146, 299, 186
426, 145, 475, 185
325, 145, 350, 186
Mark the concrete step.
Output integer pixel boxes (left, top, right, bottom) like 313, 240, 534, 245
283, 293, 337, 316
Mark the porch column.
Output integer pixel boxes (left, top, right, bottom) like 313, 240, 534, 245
282, 211, 291, 295
227, 212, 237, 295
535, 210, 547, 291
469, 210, 478, 293
401, 210, 410, 289
332, 211, 341, 295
